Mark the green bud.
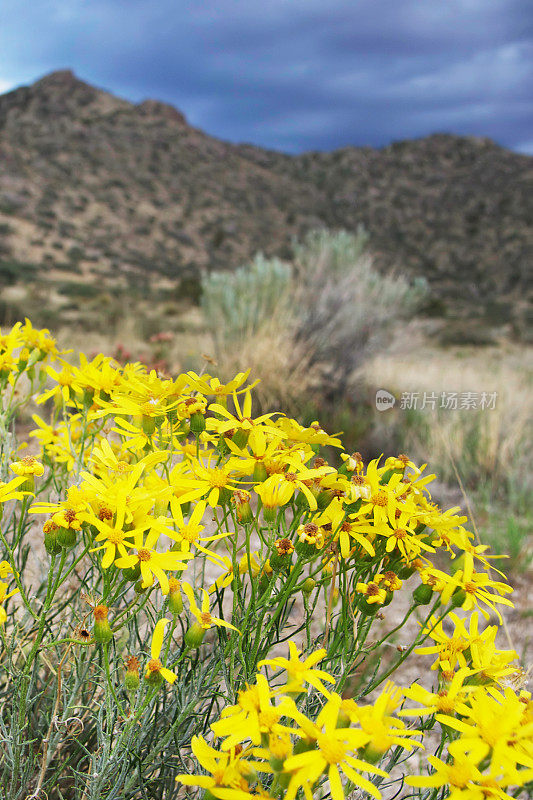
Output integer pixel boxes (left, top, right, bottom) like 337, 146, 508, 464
27, 348, 42, 368
337, 708, 351, 729
217, 487, 232, 506
413, 583, 434, 606
293, 737, 316, 756
19, 476, 35, 493
122, 563, 141, 581
93, 620, 113, 645
83, 389, 95, 409
315, 489, 334, 510
189, 411, 206, 434
262, 505, 277, 523
57, 527, 77, 549
236, 501, 253, 525
231, 428, 249, 449
145, 669, 163, 687
185, 622, 206, 649
451, 587, 467, 608
44, 528, 62, 555
397, 563, 417, 579
358, 596, 380, 616
253, 462, 268, 483
362, 743, 386, 764
270, 550, 292, 573
301, 578, 316, 596
168, 590, 184, 615
269, 754, 285, 773
125, 670, 140, 692
141, 415, 156, 435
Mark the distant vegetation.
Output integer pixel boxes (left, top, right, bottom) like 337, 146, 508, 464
0, 70, 531, 340
202, 228, 427, 408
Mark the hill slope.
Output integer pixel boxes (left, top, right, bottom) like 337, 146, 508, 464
0, 70, 531, 331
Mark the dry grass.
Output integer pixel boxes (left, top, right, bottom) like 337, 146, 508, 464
361, 327, 533, 501
212, 318, 320, 412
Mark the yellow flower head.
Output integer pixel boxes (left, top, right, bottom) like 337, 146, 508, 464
259, 641, 335, 696
11, 456, 44, 478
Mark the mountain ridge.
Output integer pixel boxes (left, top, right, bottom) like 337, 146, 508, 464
0, 70, 531, 333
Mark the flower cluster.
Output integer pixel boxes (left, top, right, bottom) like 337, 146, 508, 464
0, 320, 528, 800
177, 644, 422, 800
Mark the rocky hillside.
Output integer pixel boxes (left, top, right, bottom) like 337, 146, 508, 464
0, 70, 531, 333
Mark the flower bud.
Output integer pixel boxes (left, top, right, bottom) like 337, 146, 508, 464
362, 742, 386, 764
232, 490, 253, 524
450, 587, 467, 608
184, 622, 206, 649
413, 583, 434, 605
124, 656, 140, 692
19, 476, 35, 493
293, 737, 316, 756
262, 505, 277, 523
301, 577, 316, 596
93, 605, 113, 644
167, 578, 184, 615
270, 538, 294, 572
316, 488, 334, 509
189, 411, 206, 434
397, 562, 417, 579
217, 487, 232, 506
337, 708, 351, 729
358, 596, 381, 616
57, 527, 77, 549
43, 520, 62, 555
253, 462, 268, 483
231, 428, 249, 449
141, 415, 156, 435
122, 563, 141, 581
82, 389, 94, 409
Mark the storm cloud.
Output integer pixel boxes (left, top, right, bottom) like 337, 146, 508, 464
1, 0, 531, 153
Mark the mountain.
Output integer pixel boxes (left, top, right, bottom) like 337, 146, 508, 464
0, 70, 531, 334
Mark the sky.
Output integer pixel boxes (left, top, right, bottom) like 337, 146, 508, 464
0, 0, 532, 155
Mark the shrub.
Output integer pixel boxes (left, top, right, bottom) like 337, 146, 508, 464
201, 229, 428, 409
201, 252, 292, 349
0, 321, 528, 800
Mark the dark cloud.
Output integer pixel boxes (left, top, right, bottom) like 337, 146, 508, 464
0, 0, 532, 153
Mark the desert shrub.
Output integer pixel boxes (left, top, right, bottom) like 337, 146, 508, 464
201, 253, 292, 348
201, 229, 427, 410
57, 281, 103, 299
292, 228, 428, 398
0, 321, 529, 800
0, 260, 38, 285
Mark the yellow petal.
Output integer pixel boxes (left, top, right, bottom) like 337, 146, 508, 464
151, 618, 170, 659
